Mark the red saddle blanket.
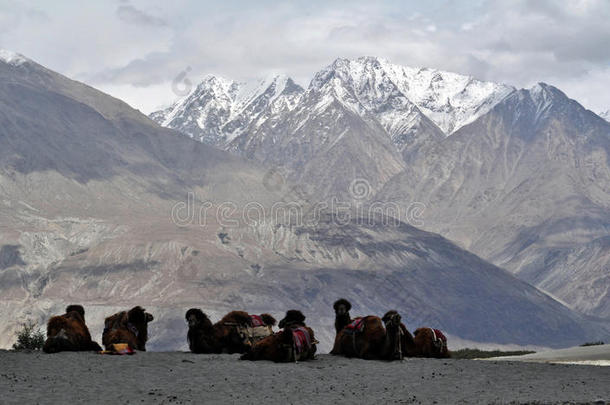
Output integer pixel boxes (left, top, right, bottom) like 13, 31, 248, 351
431, 329, 447, 344
250, 315, 265, 327
291, 327, 312, 354
344, 317, 365, 333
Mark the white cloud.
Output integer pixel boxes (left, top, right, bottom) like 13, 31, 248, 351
0, 0, 608, 114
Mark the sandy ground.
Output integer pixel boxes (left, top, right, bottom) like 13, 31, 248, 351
1, 351, 609, 404
487, 344, 610, 367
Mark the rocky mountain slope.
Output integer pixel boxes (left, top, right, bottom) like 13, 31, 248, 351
1, 52, 607, 350
378, 83, 610, 318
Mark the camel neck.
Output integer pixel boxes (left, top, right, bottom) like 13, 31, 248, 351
401, 325, 417, 355
382, 325, 400, 360
335, 313, 351, 333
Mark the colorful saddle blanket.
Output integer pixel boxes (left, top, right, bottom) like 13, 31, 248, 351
100, 343, 135, 355
431, 329, 447, 350
250, 315, 265, 327
343, 317, 365, 334
291, 327, 312, 354
431, 329, 447, 343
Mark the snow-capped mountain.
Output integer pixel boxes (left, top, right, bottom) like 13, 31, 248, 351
311, 57, 514, 135
377, 59, 514, 134
151, 74, 303, 145
151, 57, 514, 152
308, 57, 446, 158
599, 109, 610, 122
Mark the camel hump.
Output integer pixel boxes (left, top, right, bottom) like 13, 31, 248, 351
413, 328, 422, 337
105, 311, 126, 327
259, 314, 276, 326
221, 311, 251, 325
47, 315, 69, 333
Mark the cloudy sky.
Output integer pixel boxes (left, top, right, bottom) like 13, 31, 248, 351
1, 0, 609, 114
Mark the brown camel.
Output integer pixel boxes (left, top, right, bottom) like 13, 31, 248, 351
43, 305, 102, 353
241, 310, 317, 362
185, 309, 276, 354
330, 298, 353, 354
102, 306, 154, 351
332, 310, 404, 360
406, 327, 450, 358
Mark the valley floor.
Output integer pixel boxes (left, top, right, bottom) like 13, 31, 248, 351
0, 351, 608, 404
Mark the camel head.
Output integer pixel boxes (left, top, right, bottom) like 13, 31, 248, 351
185, 308, 212, 330
279, 310, 306, 329
382, 310, 402, 330
333, 299, 352, 316
127, 306, 154, 347
128, 306, 154, 324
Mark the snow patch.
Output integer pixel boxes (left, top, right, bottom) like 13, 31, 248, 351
0, 49, 28, 66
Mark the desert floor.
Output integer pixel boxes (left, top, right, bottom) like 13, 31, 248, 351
0, 351, 608, 404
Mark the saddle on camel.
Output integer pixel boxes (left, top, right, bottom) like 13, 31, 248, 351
241, 310, 317, 362
185, 309, 276, 354
332, 303, 405, 360
43, 305, 102, 353
102, 306, 154, 352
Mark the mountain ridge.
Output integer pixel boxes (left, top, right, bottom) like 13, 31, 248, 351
150, 56, 515, 147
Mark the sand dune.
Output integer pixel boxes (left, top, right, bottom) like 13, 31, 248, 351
1, 351, 608, 404
486, 344, 610, 366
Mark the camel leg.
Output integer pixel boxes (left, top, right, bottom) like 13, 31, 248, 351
394, 329, 404, 361
330, 335, 341, 355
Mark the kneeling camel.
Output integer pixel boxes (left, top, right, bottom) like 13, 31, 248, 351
241, 310, 317, 362
185, 309, 276, 354
102, 306, 154, 351
43, 305, 102, 353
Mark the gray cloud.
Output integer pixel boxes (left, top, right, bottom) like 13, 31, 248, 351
116, 4, 166, 27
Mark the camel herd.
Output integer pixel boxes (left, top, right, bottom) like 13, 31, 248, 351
41, 299, 449, 362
